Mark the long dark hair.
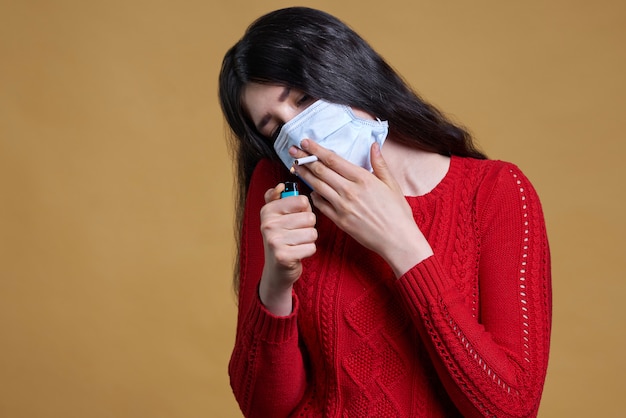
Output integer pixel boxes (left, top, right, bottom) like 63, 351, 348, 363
219, 7, 486, 288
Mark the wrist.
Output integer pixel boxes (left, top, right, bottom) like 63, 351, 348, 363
383, 233, 433, 278
259, 274, 294, 316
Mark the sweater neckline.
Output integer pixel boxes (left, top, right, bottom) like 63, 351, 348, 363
405, 155, 460, 201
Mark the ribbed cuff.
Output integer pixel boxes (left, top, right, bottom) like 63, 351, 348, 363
395, 256, 455, 309
248, 292, 299, 344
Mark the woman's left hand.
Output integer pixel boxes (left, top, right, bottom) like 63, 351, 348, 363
292, 139, 433, 277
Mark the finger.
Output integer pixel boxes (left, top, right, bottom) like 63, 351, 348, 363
299, 139, 364, 182
370, 143, 402, 193
282, 226, 318, 246
293, 139, 359, 201
272, 242, 317, 265
280, 195, 313, 214
275, 211, 317, 230
262, 212, 315, 244
262, 196, 313, 223
265, 226, 317, 250
294, 161, 342, 205
264, 183, 286, 204
309, 191, 336, 219
288, 145, 310, 160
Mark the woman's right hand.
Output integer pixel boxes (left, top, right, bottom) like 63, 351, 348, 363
259, 183, 317, 316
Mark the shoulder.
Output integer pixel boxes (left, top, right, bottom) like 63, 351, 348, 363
457, 157, 545, 223
456, 157, 535, 196
457, 156, 520, 179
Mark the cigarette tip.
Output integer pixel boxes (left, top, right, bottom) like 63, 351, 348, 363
294, 155, 319, 166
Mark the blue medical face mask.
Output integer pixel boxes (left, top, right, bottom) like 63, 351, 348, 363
273, 99, 389, 172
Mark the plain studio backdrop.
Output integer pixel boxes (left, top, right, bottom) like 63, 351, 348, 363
1, 1, 624, 417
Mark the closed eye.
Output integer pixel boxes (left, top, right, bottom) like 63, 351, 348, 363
269, 94, 312, 141
297, 94, 313, 107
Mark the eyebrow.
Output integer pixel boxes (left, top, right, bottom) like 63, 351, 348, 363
256, 86, 291, 132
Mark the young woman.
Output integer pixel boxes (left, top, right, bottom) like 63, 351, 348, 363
219, 7, 551, 417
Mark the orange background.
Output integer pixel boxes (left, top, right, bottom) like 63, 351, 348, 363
1, 1, 624, 417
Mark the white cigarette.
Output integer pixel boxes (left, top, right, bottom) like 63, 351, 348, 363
294, 155, 319, 165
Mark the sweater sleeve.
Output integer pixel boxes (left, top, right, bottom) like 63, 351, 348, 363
395, 162, 552, 417
228, 160, 308, 418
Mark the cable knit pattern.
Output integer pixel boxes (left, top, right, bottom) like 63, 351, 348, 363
229, 156, 552, 417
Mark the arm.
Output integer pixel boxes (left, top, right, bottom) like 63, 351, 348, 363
395, 163, 552, 417
228, 160, 312, 417
291, 140, 551, 416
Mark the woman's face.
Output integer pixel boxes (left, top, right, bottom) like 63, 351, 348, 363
242, 83, 315, 141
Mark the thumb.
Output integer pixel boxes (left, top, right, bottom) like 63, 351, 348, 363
370, 143, 401, 192
264, 183, 285, 204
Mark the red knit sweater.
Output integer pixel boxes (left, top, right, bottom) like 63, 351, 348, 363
229, 156, 552, 417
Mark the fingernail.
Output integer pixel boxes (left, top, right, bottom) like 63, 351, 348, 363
288, 146, 298, 156
300, 139, 309, 149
